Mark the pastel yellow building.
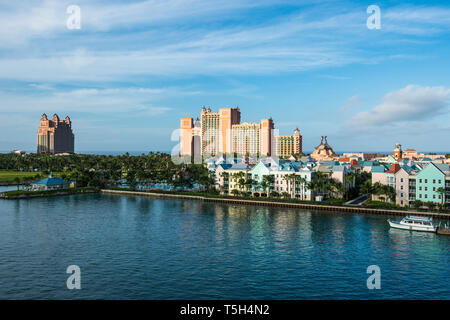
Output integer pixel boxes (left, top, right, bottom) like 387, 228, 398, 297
275, 128, 302, 158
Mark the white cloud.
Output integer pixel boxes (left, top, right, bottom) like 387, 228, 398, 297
0, 86, 176, 115
340, 94, 361, 112
349, 85, 450, 126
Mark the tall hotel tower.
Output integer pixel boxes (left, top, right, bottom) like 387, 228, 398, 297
275, 128, 303, 158
180, 107, 275, 157
37, 113, 75, 154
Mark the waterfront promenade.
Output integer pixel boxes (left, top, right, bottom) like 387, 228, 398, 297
101, 189, 450, 220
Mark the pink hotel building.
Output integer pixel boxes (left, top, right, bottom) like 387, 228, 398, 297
180, 107, 302, 158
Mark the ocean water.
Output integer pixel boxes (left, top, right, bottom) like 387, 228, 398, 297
0, 193, 448, 299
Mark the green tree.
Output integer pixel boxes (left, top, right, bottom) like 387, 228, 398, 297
412, 200, 423, 210
425, 202, 436, 211
436, 187, 445, 207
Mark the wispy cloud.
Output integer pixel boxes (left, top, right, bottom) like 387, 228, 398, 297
340, 94, 361, 112
0, 86, 179, 114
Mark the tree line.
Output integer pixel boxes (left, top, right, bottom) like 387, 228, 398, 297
0, 153, 214, 189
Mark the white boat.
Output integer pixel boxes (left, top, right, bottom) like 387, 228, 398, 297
388, 216, 437, 233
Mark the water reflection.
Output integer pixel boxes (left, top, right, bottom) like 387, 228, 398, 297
0, 194, 448, 299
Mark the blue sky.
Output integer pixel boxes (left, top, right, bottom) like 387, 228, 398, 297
0, 0, 449, 153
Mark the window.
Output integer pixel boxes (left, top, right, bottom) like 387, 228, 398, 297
425, 187, 428, 191
419, 186, 422, 191
433, 195, 436, 199
400, 178, 404, 182
419, 194, 422, 198
439, 180, 442, 184
419, 179, 422, 183
433, 179, 436, 184
425, 194, 428, 199
401, 193, 404, 198
401, 186, 404, 190
425, 179, 428, 183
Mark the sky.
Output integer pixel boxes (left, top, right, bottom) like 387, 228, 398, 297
0, 0, 449, 153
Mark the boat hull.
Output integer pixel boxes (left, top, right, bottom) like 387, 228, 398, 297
388, 220, 437, 233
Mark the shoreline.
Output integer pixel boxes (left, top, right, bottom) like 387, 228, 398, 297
0, 188, 98, 199
100, 189, 450, 220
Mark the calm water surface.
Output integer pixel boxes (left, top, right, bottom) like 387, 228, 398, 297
0, 193, 449, 299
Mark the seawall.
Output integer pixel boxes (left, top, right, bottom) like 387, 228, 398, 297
100, 189, 450, 220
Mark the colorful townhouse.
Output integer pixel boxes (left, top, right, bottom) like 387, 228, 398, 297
416, 163, 450, 205
371, 162, 450, 207
215, 162, 251, 194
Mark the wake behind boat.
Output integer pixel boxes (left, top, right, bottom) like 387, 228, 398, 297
388, 216, 437, 233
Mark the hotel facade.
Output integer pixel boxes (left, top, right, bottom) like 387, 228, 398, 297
180, 107, 301, 159
37, 113, 75, 154
275, 128, 302, 158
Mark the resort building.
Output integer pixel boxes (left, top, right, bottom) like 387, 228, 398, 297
342, 152, 378, 161
31, 174, 75, 191
37, 113, 74, 154
180, 107, 282, 158
393, 143, 403, 161
215, 162, 251, 194
275, 128, 302, 158
232, 121, 266, 157
416, 163, 449, 205
310, 136, 338, 161
370, 161, 450, 207
389, 144, 447, 162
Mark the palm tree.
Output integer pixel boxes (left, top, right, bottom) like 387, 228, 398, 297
245, 178, 256, 195
326, 178, 344, 199
231, 189, 240, 196
232, 171, 246, 193
425, 201, 435, 211
314, 171, 328, 197
412, 200, 423, 210
260, 179, 268, 196
436, 187, 445, 207
270, 191, 279, 198
261, 175, 274, 197
283, 173, 297, 199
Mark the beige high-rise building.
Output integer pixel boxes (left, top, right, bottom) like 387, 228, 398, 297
37, 113, 74, 154
180, 107, 280, 158
275, 128, 302, 158
231, 122, 260, 156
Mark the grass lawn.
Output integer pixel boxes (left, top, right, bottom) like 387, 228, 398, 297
2, 187, 97, 197
0, 170, 44, 182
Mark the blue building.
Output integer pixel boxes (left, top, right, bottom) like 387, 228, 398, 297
31, 174, 75, 191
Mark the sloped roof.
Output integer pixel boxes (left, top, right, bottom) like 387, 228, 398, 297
278, 163, 299, 172
386, 163, 401, 174
217, 163, 232, 170
434, 163, 450, 175
332, 165, 347, 172
228, 163, 251, 171
32, 176, 67, 186
371, 166, 385, 173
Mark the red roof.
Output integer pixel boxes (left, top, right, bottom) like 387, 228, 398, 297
339, 158, 350, 162
386, 163, 401, 174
